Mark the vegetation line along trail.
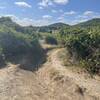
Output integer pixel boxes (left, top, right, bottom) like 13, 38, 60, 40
0, 45, 100, 100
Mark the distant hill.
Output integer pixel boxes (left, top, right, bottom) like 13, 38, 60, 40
75, 18, 100, 28
0, 17, 100, 34
0, 17, 20, 28
0, 17, 39, 34
0, 17, 69, 34
0, 17, 27, 34
48, 23, 70, 29
37, 23, 70, 33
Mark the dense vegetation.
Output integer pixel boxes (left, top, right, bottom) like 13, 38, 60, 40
0, 17, 45, 70
0, 17, 100, 74
75, 18, 100, 28
56, 19, 100, 74
36, 18, 100, 74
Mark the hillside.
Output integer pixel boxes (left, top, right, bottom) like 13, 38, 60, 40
34, 23, 70, 33
0, 17, 70, 35
0, 17, 18, 27
1, 17, 100, 34
75, 18, 100, 28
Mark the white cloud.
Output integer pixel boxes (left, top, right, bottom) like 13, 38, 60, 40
0, 14, 53, 26
51, 10, 57, 13
69, 19, 88, 25
54, 0, 69, 5
38, 6, 44, 9
58, 10, 76, 21
83, 11, 94, 16
38, 0, 53, 7
38, 0, 69, 8
0, 6, 6, 9
64, 11, 76, 15
51, 9, 64, 13
1, 10, 100, 26
72, 11, 100, 25
56, 11, 100, 25
77, 11, 100, 19
15, 2, 32, 8
42, 15, 52, 19
57, 16, 64, 20
56, 10, 76, 24
16, 18, 53, 26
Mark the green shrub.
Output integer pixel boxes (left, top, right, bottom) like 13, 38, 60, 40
45, 36, 57, 45
0, 29, 45, 68
64, 32, 100, 74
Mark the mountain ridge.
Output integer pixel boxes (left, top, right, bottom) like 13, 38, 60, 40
0, 17, 100, 27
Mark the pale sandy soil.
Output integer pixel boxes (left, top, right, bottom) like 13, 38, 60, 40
0, 45, 100, 100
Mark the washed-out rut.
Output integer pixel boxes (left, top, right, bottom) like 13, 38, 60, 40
0, 46, 100, 100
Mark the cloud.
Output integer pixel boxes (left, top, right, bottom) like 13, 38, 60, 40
54, 0, 69, 5
38, 0, 53, 7
38, 6, 44, 9
38, 0, 69, 8
51, 9, 64, 14
58, 10, 76, 21
77, 11, 100, 19
0, 6, 6, 9
72, 11, 100, 25
51, 9, 64, 13
51, 10, 57, 13
57, 17, 63, 20
15, 2, 32, 8
83, 11, 94, 16
0, 14, 54, 26
42, 15, 52, 19
1, 10, 100, 26
16, 18, 53, 26
57, 11, 100, 25
56, 10, 76, 24
64, 11, 76, 15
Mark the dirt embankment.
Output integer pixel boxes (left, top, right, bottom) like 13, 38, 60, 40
0, 45, 100, 100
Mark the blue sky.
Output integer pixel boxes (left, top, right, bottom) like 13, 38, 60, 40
0, 0, 100, 26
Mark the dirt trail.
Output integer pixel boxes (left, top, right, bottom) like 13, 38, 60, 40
0, 46, 100, 100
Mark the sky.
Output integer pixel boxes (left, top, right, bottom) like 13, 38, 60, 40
0, 0, 100, 26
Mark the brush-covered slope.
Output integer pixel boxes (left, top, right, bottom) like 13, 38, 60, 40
75, 18, 100, 27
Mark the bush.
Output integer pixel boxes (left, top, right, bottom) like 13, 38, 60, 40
0, 29, 45, 69
64, 32, 100, 74
45, 36, 57, 45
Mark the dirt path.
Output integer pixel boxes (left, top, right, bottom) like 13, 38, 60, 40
0, 46, 100, 100
37, 48, 100, 100
47, 49, 100, 98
